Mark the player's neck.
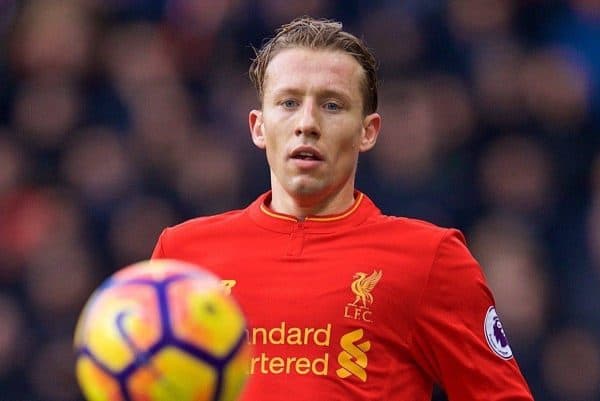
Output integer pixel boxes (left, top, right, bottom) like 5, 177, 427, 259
268, 185, 356, 220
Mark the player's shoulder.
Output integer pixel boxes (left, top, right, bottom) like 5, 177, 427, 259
389, 214, 445, 231
152, 207, 254, 259
377, 212, 454, 239
163, 208, 246, 238
370, 212, 469, 257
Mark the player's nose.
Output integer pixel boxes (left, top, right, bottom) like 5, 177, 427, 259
294, 101, 320, 138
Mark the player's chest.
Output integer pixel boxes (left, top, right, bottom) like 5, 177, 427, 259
200, 237, 422, 333
227, 260, 384, 325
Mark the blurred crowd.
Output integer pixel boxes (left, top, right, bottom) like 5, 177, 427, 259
0, 0, 599, 400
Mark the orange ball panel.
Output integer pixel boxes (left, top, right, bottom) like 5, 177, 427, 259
168, 279, 245, 357
82, 284, 162, 371
76, 356, 124, 401
128, 347, 216, 401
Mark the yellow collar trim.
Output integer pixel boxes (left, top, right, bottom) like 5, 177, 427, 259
259, 193, 364, 222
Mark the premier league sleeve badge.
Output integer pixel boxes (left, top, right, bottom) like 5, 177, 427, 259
484, 306, 514, 360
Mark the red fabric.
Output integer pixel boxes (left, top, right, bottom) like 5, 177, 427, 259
152, 191, 533, 401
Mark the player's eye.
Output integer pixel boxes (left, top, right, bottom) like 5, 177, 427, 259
282, 99, 298, 109
324, 102, 341, 111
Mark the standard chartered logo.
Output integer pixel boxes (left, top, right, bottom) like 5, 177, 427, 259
245, 323, 372, 381
247, 322, 331, 375
336, 329, 371, 382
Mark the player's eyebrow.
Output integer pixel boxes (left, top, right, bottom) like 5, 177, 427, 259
269, 86, 303, 99
318, 89, 352, 104
270, 86, 353, 105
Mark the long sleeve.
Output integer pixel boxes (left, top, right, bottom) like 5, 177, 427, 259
408, 230, 534, 400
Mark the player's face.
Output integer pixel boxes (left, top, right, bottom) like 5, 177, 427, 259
249, 48, 380, 211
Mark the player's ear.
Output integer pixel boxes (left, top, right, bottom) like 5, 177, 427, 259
249, 110, 266, 149
359, 112, 381, 152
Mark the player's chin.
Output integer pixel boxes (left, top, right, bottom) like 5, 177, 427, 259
288, 178, 330, 198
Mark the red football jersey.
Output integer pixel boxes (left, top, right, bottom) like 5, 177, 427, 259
152, 192, 534, 401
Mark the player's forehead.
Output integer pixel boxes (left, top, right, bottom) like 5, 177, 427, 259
263, 47, 365, 98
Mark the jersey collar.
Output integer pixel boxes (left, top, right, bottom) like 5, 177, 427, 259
247, 190, 379, 233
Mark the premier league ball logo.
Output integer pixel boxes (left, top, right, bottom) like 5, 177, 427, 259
484, 306, 513, 359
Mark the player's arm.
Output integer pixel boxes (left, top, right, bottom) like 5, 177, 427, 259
408, 229, 534, 400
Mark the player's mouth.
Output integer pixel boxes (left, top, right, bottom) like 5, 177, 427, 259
289, 146, 324, 168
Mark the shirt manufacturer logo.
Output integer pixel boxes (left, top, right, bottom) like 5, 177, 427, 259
336, 329, 371, 382
344, 270, 382, 322
221, 279, 237, 295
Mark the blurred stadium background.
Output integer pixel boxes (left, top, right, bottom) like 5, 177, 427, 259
0, 0, 599, 400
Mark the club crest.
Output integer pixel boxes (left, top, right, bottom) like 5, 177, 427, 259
343, 270, 383, 323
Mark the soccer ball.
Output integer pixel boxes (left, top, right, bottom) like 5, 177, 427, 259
74, 259, 250, 401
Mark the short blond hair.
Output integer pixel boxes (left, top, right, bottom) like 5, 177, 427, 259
249, 16, 378, 115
